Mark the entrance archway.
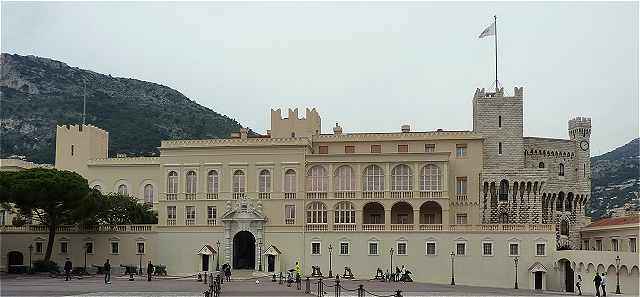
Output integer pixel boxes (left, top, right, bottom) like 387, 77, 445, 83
233, 231, 256, 269
561, 259, 575, 292
7, 251, 24, 273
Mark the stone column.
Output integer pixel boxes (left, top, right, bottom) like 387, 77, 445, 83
224, 223, 232, 266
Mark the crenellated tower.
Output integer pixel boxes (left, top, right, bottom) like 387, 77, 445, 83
55, 124, 109, 177
270, 108, 321, 139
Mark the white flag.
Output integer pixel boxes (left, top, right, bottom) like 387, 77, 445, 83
478, 21, 496, 38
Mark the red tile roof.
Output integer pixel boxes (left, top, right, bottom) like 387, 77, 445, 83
586, 216, 640, 228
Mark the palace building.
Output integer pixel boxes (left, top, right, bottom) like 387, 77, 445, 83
1, 87, 638, 293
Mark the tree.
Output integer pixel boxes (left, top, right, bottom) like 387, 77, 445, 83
93, 193, 158, 226
0, 168, 90, 262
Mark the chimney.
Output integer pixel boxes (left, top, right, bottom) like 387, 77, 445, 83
401, 125, 410, 133
333, 123, 343, 135
240, 128, 248, 139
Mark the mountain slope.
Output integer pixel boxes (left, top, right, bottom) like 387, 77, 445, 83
1, 53, 244, 163
589, 138, 640, 219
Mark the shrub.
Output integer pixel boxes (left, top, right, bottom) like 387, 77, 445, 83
33, 260, 60, 273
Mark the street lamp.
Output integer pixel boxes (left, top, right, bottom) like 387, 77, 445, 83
514, 256, 519, 289
328, 244, 333, 278
615, 255, 621, 294
389, 248, 394, 282
138, 251, 143, 275
28, 244, 33, 273
84, 243, 89, 275
216, 240, 221, 271
258, 238, 263, 272
450, 252, 455, 286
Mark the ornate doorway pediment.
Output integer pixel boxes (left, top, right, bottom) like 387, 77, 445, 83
221, 197, 266, 271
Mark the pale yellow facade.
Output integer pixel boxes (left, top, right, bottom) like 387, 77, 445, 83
1, 87, 638, 294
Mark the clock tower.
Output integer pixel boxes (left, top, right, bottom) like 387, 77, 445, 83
568, 117, 592, 194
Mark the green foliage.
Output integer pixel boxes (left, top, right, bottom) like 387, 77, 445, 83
93, 193, 158, 226
33, 260, 60, 273
12, 216, 27, 227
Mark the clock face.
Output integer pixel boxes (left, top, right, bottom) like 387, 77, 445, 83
580, 140, 589, 151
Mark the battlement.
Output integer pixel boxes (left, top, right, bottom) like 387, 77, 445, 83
55, 124, 109, 175
270, 107, 321, 139
568, 117, 592, 130
56, 124, 108, 136
473, 87, 523, 99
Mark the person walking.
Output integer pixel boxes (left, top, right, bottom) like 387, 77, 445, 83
147, 260, 153, 281
593, 273, 602, 297
600, 273, 607, 297
64, 258, 73, 281
224, 264, 231, 282
576, 275, 582, 295
104, 259, 111, 285
395, 266, 400, 282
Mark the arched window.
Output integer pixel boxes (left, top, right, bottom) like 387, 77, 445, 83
307, 166, 328, 192
258, 169, 271, 193
499, 179, 509, 201
539, 162, 545, 168
559, 163, 565, 176
233, 170, 246, 193
334, 166, 355, 192
143, 184, 154, 204
284, 169, 297, 193
117, 184, 128, 196
498, 212, 509, 224
334, 201, 355, 224
391, 164, 412, 191
186, 171, 197, 194
556, 192, 565, 210
207, 170, 219, 194
167, 171, 178, 194
363, 165, 384, 192
420, 164, 442, 192
306, 201, 327, 224
560, 220, 569, 236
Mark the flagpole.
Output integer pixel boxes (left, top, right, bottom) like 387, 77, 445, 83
494, 15, 498, 92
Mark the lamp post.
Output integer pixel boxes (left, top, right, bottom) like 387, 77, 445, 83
450, 252, 455, 286
138, 252, 143, 275
28, 244, 33, 273
328, 244, 333, 278
514, 256, 519, 289
615, 255, 621, 294
216, 240, 221, 271
84, 243, 89, 275
389, 248, 394, 281
258, 238, 263, 272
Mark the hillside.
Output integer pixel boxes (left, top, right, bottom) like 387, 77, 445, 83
589, 138, 640, 219
0, 53, 244, 163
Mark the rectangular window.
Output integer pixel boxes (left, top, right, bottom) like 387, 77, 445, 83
397, 144, 408, 153
207, 206, 217, 220
455, 144, 467, 157
424, 144, 435, 152
318, 146, 328, 154
397, 242, 407, 255
60, 242, 68, 254
612, 239, 619, 251
370, 144, 381, 153
368, 242, 379, 255
536, 243, 546, 256
185, 206, 196, 219
344, 145, 355, 154
456, 242, 466, 256
498, 142, 503, 155
482, 242, 493, 256
137, 242, 145, 254
111, 242, 119, 254
596, 239, 602, 251
35, 242, 43, 254
311, 242, 321, 255
285, 205, 295, 224
456, 213, 468, 225
630, 238, 637, 253
0, 210, 5, 225
425, 242, 437, 255
167, 206, 177, 219
582, 240, 589, 250
340, 242, 349, 255
509, 243, 520, 256
86, 242, 94, 254
456, 177, 468, 195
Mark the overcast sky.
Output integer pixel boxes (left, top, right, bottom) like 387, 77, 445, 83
2, 1, 638, 156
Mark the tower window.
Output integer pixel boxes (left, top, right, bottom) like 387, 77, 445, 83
498, 116, 502, 128
539, 162, 545, 168
71, 145, 74, 156
498, 142, 502, 155
559, 163, 565, 176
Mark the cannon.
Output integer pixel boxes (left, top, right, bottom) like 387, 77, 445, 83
311, 266, 323, 277
342, 267, 354, 279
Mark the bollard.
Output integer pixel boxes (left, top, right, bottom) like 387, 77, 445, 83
395, 289, 402, 297
334, 275, 340, 297
220, 272, 224, 285
279, 272, 283, 285
317, 277, 323, 297
305, 277, 311, 294
297, 273, 302, 290
272, 274, 277, 282
357, 284, 364, 297
204, 272, 208, 284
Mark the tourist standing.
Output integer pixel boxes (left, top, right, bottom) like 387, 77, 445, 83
147, 260, 153, 281
104, 259, 111, 284
225, 264, 231, 282
593, 273, 602, 297
64, 258, 72, 281
600, 273, 607, 297
295, 261, 301, 278
576, 275, 582, 295
395, 266, 400, 282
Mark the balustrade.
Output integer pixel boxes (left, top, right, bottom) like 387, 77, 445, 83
362, 224, 385, 231
333, 224, 356, 231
